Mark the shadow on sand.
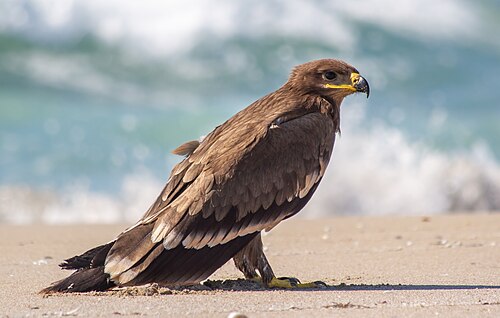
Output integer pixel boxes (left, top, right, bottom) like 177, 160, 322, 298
73, 279, 500, 296
198, 279, 500, 292
325, 283, 500, 291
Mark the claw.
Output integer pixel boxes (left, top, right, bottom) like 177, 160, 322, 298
277, 276, 301, 286
296, 280, 328, 288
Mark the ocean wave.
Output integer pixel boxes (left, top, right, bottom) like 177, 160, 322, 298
1, 1, 499, 224
3, 51, 148, 102
0, 170, 162, 224
307, 105, 500, 216
2, 104, 499, 224
1, 0, 484, 56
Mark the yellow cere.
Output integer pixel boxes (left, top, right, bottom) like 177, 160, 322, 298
323, 72, 360, 91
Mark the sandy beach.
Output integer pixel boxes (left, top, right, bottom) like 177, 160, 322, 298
1, 214, 499, 317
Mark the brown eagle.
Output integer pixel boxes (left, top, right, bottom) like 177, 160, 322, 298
42, 59, 369, 293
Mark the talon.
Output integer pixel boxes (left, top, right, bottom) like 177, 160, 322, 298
295, 280, 328, 288
277, 277, 301, 286
313, 280, 328, 288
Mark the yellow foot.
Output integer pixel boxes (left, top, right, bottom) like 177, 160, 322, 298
252, 276, 327, 289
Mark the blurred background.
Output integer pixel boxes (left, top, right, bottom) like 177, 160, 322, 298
1, 0, 499, 224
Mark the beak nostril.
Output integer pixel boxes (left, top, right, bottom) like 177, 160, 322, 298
350, 73, 361, 86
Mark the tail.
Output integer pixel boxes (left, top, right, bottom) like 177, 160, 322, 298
40, 242, 115, 294
40, 266, 115, 294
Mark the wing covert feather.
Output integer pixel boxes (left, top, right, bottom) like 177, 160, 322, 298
105, 109, 336, 282
156, 111, 336, 249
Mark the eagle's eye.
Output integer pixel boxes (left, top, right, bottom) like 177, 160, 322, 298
323, 71, 337, 81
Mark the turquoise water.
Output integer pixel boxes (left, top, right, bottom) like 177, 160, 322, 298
1, 0, 499, 222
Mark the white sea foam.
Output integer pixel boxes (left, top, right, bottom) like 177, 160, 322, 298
1, 0, 483, 56
306, 103, 500, 216
2, 103, 499, 224
0, 171, 162, 224
1, 1, 498, 224
3, 52, 147, 102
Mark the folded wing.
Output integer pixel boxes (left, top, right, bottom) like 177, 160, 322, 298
104, 110, 336, 285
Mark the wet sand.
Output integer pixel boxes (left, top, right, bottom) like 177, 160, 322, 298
1, 214, 499, 317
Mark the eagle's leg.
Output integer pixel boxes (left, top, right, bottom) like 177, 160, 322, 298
233, 232, 327, 289
233, 232, 275, 285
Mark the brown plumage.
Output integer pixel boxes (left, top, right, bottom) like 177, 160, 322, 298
41, 59, 369, 293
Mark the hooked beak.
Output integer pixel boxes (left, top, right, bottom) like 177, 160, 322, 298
351, 73, 370, 98
323, 72, 370, 98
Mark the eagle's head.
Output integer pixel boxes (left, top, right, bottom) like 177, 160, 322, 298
287, 59, 369, 105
